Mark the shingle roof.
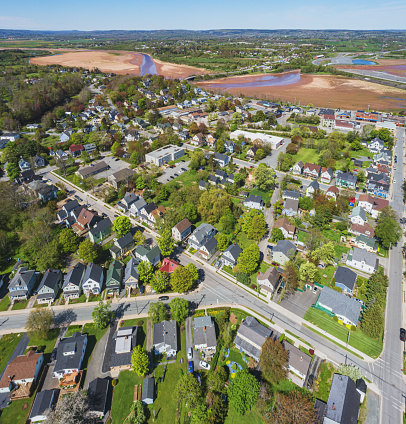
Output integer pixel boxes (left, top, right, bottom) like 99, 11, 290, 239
284, 198, 299, 211
235, 316, 272, 355
88, 378, 109, 415
282, 190, 301, 199
273, 240, 297, 257
106, 260, 123, 285
37, 269, 62, 292
142, 377, 155, 402
63, 263, 86, 290
257, 267, 280, 288
337, 171, 357, 184
334, 267, 357, 291
124, 257, 140, 283
153, 320, 178, 352
348, 247, 378, 268
193, 316, 217, 348
116, 232, 134, 249
191, 223, 216, 244
273, 217, 295, 234
223, 243, 242, 262
0, 350, 43, 388
282, 341, 311, 376
30, 389, 59, 420
174, 218, 192, 234
201, 236, 217, 252
83, 263, 103, 284
89, 217, 112, 236
54, 333, 87, 374
8, 267, 35, 290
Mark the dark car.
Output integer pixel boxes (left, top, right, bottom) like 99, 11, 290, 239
50, 348, 57, 361
307, 374, 314, 389
115, 158, 120, 162
102, 212, 107, 218
400, 328, 406, 342
158, 296, 169, 301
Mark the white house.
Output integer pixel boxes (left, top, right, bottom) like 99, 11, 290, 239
346, 247, 379, 274
320, 167, 334, 183
306, 180, 320, 197
244, 194, 265, 210
153, 320, 178, 358
221, 243, 243, 267
82, 263, 104, 295
292, 161, 304, 176
357, 194, 388, 219
53, 333, 88, 379
349, 206, 367, 226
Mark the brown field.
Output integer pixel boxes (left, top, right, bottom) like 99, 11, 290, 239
29, 49, 206, 78
197, 72, 406, 110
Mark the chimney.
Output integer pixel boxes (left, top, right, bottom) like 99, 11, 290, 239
300, 356, 303, 361
332, 403, 335, 410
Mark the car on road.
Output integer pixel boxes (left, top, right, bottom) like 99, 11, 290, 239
313, 286, 318, 294
158, 296, 169, 301
102, 213, 107, 217
115, 158, 120, 162
187, 348, 193, 360
74, 195, 83, 202
174, 173, 178, 177
400, 328, 406, 342
199, 361, 210, 370
307, 374, 314, 389
394, 180, 396, 184
188, 361, 194, 373
267, 245, 273, 250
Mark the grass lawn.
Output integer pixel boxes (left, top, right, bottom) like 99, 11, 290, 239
173, 169, 201, 186
0, 333, 23, 375
218, 346, 249, 371
319, 265, 337, 288
297, 230, 307, 243
0, 295, 11, 312
225, 403, 264, 424
294, 147, 320, 165
304, 307, 382, 358
81, 323, 109, 371
314, 361, 335, 402
250, 262, 271, 284
69, 294, 87, 304
26, 329, 60, 360
249, 188, 272, 204
66, 325, 83, 338
12, 299, 29, 310
322, 229, 341, 243
334, 244, 350, 260
235, 231, 255, 250
0, 395, 35, 423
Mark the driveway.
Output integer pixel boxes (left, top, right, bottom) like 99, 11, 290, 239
157, 161, 190, 184
185, 315, 204, 371
279, 288, 320, 318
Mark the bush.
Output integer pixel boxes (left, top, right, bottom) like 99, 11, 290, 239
333, 316, 338, 322
351, 325, 357, 331
137, 320, 144, 326
112, 379, 118, 387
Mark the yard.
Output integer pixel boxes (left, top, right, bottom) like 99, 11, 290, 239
319, 265, 337, 288
0, 295, 10, 312
313, 361, 336, 402
12, 299, 29, 310
304, 307, 383, 358
173, 169, 201, 187
0, 395, 35, 423
235, 231, 256, 250
81, 323, 109, 371
294, 147, 320, 166
0, 333, 23, 375
249, 188, 273, 204
69, 294, 87, 304
65, 325, 83, 338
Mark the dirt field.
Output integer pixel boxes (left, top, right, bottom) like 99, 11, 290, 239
29, 49, 205, 78
197, 71, 406, 110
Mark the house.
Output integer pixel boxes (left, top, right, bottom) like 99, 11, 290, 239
123, 257, 140, 292
18, 158, 31, 171
188, 223, 217, 250
88, 218, 112, 244
0, 350, 44, 397
225, 140, 236, 153
129, 196, 147, 218
324, 374, 361, 424
273, 240, 297, 265
8, 267, 37, 301
282, 190, 301, 201
172, 218, 192, 242
193, 316, 217, 358
82, 263, 104, 295
110, 326, 137, 372
84, 143, 97, 154
208, 175, 220, 186
55, 149, 68, 160
357, 194, 388, 219
30, 389, 60, 423
283, 198, 299, 217
63, 263, 86, 299
257, 267, 281, 296
320, 167, 334, 183
199, 180, 209, 190
221, 243, 243, 267
315, 287, 361, 327
244, 194, 265, 210
105, 260, 123, 295
88, 378, 109, 418
199, 236, 218, 259
346, 247, 379, 274
142, 378, 155, 405
234, 316, 272, 361
33, 155, 46, 168
306, 180, 320, 197
153, 320, 178, 357
326, 186, 339, 201
145, 145, 185, 166
367, 182, 389, 199
58, 199, 80, 221
373, 150, 392, 165
303, 163, 321, 179
292, 161, 304, 176
37, 269, 63, 304
135, 244, 161, 266
334, 267, 357, 294
59, 129, 73, 143
206, 134, 216, 147
160, 258, 180, 274
76, 161, 109, 179
282, 341, 312, 381
178, 130, 189, 141
273, 217, 295, 239
53, 332, 88, 379
117, 192, 139, 212
214, 152, 229, 167
367, 137, 385, 153
349, 206, 367, 225
349, 223, 375, 238
110, 232, 135, 259
246, 145, 259, 160
322, 114, 336, 128
69, 144, 84, 157
107, 168, 137, 190
191, 133, 205, 146
336, 171, 357, 189
73, 208, 98, 234
140, 203, 167, 227
354, 234, 377, 253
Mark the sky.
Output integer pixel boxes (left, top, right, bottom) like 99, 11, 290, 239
1, 0, 406, 31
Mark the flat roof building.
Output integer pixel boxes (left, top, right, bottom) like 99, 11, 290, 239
145, 145, 185, 166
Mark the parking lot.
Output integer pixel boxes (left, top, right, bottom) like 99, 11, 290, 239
93, 155, 132, 180
157, 160, 190, 184
279, 287, 320, 318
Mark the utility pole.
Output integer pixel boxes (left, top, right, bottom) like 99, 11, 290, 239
346, 330, 350, 348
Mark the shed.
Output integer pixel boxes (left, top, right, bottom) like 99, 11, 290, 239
142, 377, 155, 404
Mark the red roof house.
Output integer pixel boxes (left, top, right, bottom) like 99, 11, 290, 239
159, 258, 180, 274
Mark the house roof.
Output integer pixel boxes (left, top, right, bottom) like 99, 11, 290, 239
115, 232, 134, 249
143, 202, 157, 215
326, 374, 360, 424
88, 378, 109, 415
317, 287, 361, 325
69, 144, 84, 153
191, 223, 216, 244
89, 217, 112, 236
160, 258, 180, 274
245, 194, 264, 205
284, 198, 299, 211
173, 218, 192, 234
8, 267, 35, 290
78, 161, 108, 178
38, 269, 62, 292
77, 208, 96, 227
314, 399, 328, 423
201, 236, 217, 252
54, 333, 88, 374
356, 234, 376, 249
282, 341, 311, 376
295, 161, 304, 168
83, 263, 103, 284
110, 168, 136, 182
153, 320, 178, 352
337, 171, 357, 184
321, 167, 334, 176
334, 267, 357, 291
350, 206, 367, 221
350, 223, 375, 238
273, 240, 297, 257
348, 247, 378, 268
257, 267, 280, 289
193, 316, 217, 348
282, 190, 301, 199
30, 389, 59, 420
124, 257, 140, 283
142, 377, 155, 402
273, 217, 295, 234
304, 162, 321, 173
0, 350, 43, 388
106, 260, 123, 284
234, 316, 272, 359
356, 378, 367, 394
63, 199, 80, 212
327, 186, 339, 195
110, 326, 137, 367
136, 244, 161, 261
307, 180, 320, 190
358, 194, 389, 211
223, 243, 243, 262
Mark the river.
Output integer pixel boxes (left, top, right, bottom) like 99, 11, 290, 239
139, 54, 157, 76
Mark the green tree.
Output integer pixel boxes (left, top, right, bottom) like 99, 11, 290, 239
111, 141, 120, 156
270, 228, 284, 243
337, 365, 363, 382
310, 242, 335, 265
137, 261, 154, 285
174, 374, 202, 411
131, 345, 149, 377
78, 239, 98, 263
207, 366, 228, 393
133, 230, 146, 246
25, 308, 54, 340
273, 200, 284, 217
127, 400, 147, 424
228, 370, 260, 416
157, 228, 175, 257
235, 244, 260, 275
217, 234, 229, 252
35, 239, 62, 271
80, 150, 91, 163
59, 228, 79, 253
92, 300, 114, 329
361, 304, 384, 338
299, 262, 318, 283
152, 270, 170, 293
216, 140, 225, 153
185, 263, 199, 283
219, 213, 237, 234
260, 338, 288, 384
148, 302, 169, 324
247, 214, 267, 242
253, 165, 276, 191
169, 298, 189, 323
6, 162, 19, 180
375, 206, 402, 249
191, 403, 209, 424
113, 216, 132, 236
136, 175, 146, 190
170, 266, 194, 293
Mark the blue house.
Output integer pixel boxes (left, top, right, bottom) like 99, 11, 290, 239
8, 267, 38, 301
334, 266, 357, 294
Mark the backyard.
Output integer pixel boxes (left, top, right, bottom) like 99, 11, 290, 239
313, 361, 336, 402
0, 333, 23, 375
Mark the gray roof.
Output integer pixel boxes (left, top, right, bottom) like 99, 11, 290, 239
116, 232, 134, 249
284, 198, 299, 211
245, 194, 264, 205
89, 217, 112, 236
282, 341, 311, 376
282, 190, 301, 199
77, 161, 109, 178
191, 223, 216, 244
214, 152, 228, 162
88, 378, 109, 415
30, 389, 59, 420
201, 236, 217, 252
335, 267, 357, 291
193, 316, 217, 348
122, 192, 138, 205
351, 206, 367, 221
223, 243, 242, 262
348, 247, 378, 268
131, 197, 147, 211
308, 179, 320, 190
37, 269, 62, 292
124, 257, 140, 283
257, 267, 280, 288
153, 320, 178, 352
54, 333, 87, 374
83, 263, 103, 284
142, 377, 155, 402
9, 267, 35, 290
337, 171, 357, 184
326, 374, 360, 424
110, 326, 137, 368
317, 287, 361, 325
273, 240, 297, 257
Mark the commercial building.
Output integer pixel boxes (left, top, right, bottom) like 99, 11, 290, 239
145, 145, 185, 166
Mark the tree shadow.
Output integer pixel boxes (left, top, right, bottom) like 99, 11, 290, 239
54, 308, 77, 326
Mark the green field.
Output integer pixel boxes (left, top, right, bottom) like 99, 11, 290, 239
0, 333, 23, 376
304, 307, 382, 358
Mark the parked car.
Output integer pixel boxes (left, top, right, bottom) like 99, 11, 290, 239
50, 348, 57, 361
74, 195, 83, 202
102, 212, 107, 217
400, 328, 406, 342
158, 296, 169, 301
187, 348, 193, 360
188, 361, 194, 373
307, 374, 314, 389
199, 361, 211, 370
313, 286, 318, 294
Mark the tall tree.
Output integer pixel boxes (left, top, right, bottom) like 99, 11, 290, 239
131, 345, 149, 377
113, 216, 132, 236
234, 244, 260, 275
148, 302, 169, 324
253, 165, 276, 191
133, 230, 146, 246
174, 374, 202, 411
43, 390, 91, 424
157, 228, 175, 257
127, 400, 147, 424
25, 308, 54, 340
169, 298, 189, 323
92, 301, 114, 329
260, 338, 288, 384
375, 206, 401, 249
152, 270, 170, 293
228, 370, 260, 416
170, 266, 194, 293
59, 228, 80, 253
78, 239, 98, 263
185, 263, 199, 283
137, 261, 154, 285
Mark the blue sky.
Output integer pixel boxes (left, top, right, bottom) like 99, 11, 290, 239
1, 0, 406, 31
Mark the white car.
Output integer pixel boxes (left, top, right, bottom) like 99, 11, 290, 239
199, 360, 211, 370
187, 348, 193, 360
394, 180, 397, 184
